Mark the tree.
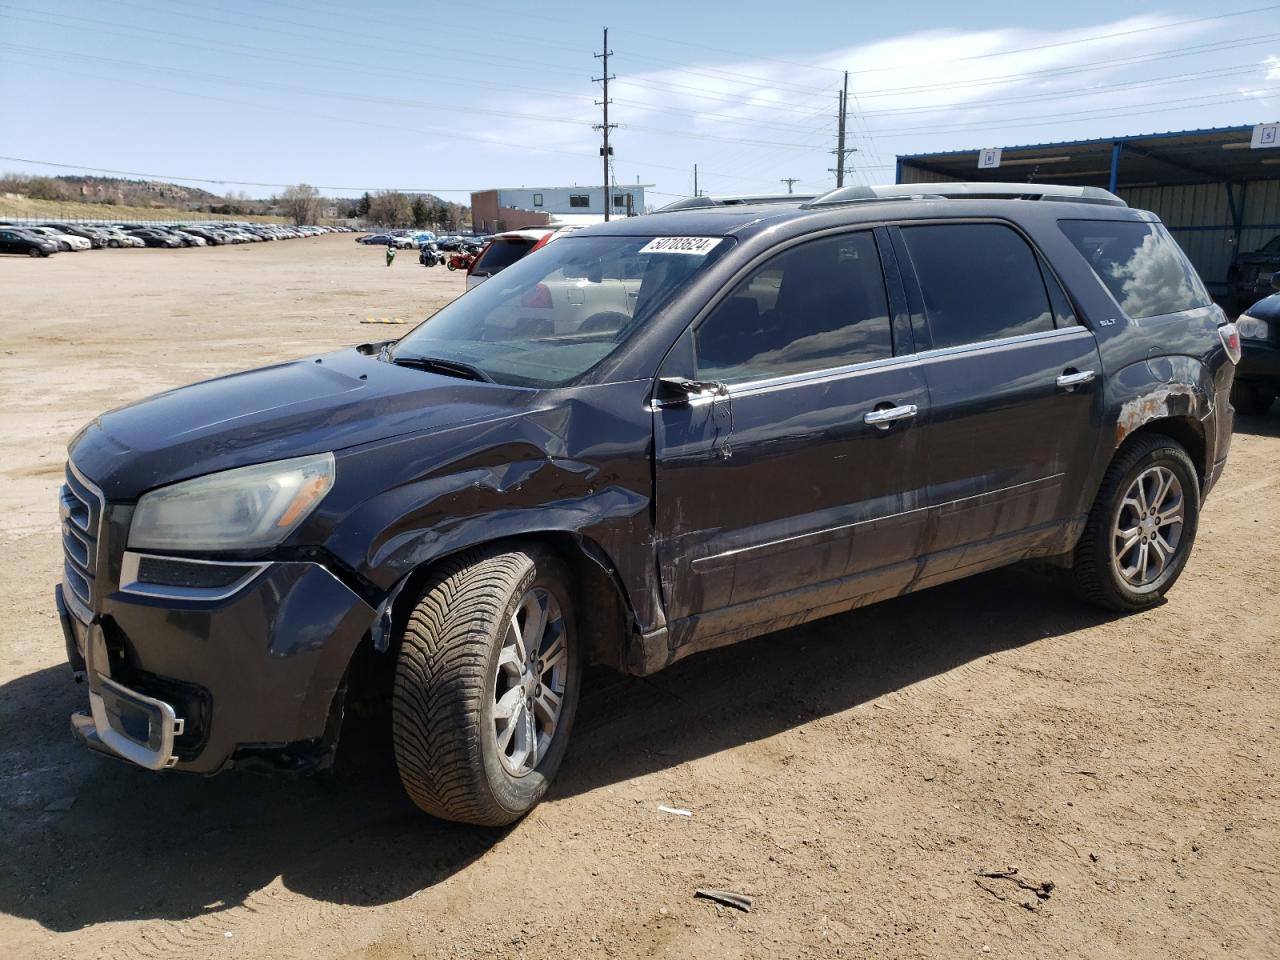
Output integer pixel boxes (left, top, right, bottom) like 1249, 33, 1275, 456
280, 183, 322, 226
411, 195, 430, 228
368, 190, 412, 228
357, 192, 372, 217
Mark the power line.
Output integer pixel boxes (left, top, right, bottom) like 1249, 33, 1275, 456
856, 63, 1272, 117
0, 155, 476, 193
870, 89, 1279, 139
845, 3, 1280, 75
852, 32, 1280, 99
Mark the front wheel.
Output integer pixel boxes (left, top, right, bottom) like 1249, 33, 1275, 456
392, 545, 581, 826
1072, 434, 1200, 611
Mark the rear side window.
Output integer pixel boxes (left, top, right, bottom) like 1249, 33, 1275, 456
900, 223, 1055, 348
1059, 220, 1210, 319
695, 231, 892, 383
474, 236, 538, 274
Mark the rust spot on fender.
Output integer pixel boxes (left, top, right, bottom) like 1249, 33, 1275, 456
1115, 384, 1197, 445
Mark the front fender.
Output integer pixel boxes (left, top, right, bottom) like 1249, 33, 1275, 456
317, 380, 664, 632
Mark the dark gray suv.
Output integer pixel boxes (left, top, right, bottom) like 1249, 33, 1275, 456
57, 182, 1238, 825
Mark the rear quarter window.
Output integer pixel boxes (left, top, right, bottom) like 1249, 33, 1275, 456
475, 236, 538, 273
1058, 220, 1210, 319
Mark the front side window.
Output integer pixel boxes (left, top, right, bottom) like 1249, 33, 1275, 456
393, 235, 733, 387
900, 223, 1055, 349
569, 194, 590, 208
1059, 220, 1210, 319
694, 231, 893, 384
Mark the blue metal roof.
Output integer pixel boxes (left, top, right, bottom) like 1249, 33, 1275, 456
897, 124, 1255, 161
897, 124, 1274, 188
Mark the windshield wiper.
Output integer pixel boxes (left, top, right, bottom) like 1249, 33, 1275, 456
388, 353, 493, 383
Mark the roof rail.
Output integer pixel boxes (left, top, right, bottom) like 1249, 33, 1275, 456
655, 193, 817, 213
803, 182, 1126, 208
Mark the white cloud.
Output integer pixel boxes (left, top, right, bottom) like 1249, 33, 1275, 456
458, 15, 1275, 201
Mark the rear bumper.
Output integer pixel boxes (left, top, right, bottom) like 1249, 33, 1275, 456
60, 559, 375, 774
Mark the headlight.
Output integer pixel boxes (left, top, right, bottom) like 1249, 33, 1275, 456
1236, 313, 1271, 341
129, 452, 335, 552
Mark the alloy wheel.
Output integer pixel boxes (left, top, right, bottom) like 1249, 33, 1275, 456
492, 587, 568, 777
1112, 465, 1185, 587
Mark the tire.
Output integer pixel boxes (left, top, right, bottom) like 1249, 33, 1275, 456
27, 247, 43, 258
108, 239, 120, 248
1231, 381, 1277, 417
447, 261, 457, 271
1072, 433, 1200, 611
392, 544, 581, 826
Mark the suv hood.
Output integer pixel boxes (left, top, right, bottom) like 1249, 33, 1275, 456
69, 346, 539, 499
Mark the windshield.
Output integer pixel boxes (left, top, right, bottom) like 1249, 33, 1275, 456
1261, 234, 1280, 254
393, 234, 733, 387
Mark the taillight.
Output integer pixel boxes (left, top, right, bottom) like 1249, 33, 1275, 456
520, 282, 552, 309
528, 231, 554, 253
1218, 322, 1242, 364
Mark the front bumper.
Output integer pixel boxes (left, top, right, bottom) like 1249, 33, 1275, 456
59, 558, 375, 774
1237, 340, 1280, 386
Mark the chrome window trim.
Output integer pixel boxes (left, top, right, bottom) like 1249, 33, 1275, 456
691, 473, 1065, 569
118, 551, 270, 602
651, 326, 1093, 409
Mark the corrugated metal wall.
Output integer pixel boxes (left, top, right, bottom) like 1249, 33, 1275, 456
897, 161, 1280, 291
1120, 180, 1280, 290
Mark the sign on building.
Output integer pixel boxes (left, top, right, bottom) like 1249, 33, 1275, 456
978, 147, 1002, 169
1251, 123, 1279, 149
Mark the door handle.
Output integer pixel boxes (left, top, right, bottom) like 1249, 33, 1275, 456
864, 404, 918, 429
1056, 369, 1096, 390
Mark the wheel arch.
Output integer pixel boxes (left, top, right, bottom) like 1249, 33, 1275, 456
363, 531, 639, 673
1115, 415, 1206, 491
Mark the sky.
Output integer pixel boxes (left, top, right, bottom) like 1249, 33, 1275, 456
1, 0, 1278, 206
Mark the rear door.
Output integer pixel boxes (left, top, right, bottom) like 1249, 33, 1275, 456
891, 221, 1102, 580
653, 228, 929, 648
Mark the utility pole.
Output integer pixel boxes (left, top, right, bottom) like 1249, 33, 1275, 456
780, 177, 799, 194
593, 27, 617, 222
693, 163, 698, 198
832, 70, 849, 187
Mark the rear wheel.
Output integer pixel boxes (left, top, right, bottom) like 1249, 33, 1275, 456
1231, 381, 1277, 416
1072, 434, 1199, 611
391, 545, 580, 826
27, 247, 43, 258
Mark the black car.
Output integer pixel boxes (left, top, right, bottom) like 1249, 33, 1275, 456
1227, 234, 1280, 310
0, 227, 57, 257
57, 182, 1237, 826
127, 229, 182, 248
1232, 275, 1280, 415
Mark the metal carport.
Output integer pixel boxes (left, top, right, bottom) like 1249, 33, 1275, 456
895, 124, 1280, 297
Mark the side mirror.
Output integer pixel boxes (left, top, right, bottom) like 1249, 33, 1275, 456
1271, 270, 1280, 292
653, 377, 724, 406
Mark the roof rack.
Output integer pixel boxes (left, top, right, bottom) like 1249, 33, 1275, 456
654, 193, 817, 213
802, 182, 1126, 208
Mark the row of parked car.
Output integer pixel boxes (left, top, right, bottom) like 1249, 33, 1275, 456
0, 221, 355, 257
356, 229, 492, 251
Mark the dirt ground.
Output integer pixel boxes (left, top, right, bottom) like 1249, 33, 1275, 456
0, 234, 1276, 960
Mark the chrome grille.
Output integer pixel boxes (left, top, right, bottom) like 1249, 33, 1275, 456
60, 463, 103, 620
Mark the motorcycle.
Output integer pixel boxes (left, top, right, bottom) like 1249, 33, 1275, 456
419, 242, 443, 267
446, 251, 476, 272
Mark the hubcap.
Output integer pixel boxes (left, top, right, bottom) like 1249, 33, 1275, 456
1112, 465, 1185, 588
492, 587, 567, 777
